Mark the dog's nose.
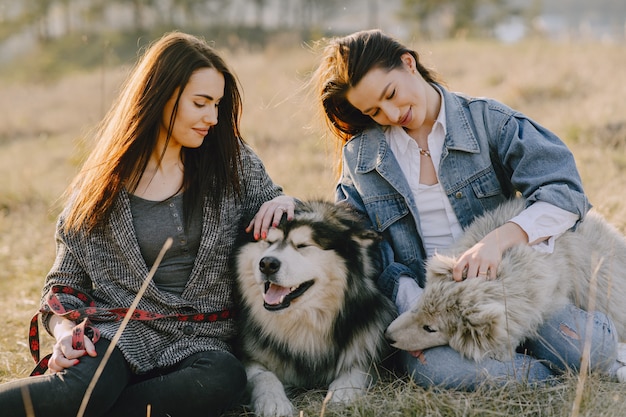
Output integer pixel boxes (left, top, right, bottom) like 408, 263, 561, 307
259, 256, 281, 275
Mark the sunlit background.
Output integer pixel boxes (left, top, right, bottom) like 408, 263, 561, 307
1, 0, 625, 71
2, 4, 626, 415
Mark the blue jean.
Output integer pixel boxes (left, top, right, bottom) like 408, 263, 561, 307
0, 338, 247, 417
398, 304, 618, 390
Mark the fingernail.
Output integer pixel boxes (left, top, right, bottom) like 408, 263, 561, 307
254, 233, 259, 240
261, 231, 267, 239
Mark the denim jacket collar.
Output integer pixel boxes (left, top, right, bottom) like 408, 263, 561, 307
438, 85, 481, 155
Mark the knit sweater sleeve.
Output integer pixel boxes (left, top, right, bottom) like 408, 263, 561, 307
239, 144, 284, 220
40, 215, 93, 335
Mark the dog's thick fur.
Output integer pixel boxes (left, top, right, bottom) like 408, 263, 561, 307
235, 201, 395, 417
386, 198, 626, 362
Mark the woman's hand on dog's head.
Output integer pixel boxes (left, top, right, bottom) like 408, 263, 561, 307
246, 195, 296, 240
452, 222, 529, 281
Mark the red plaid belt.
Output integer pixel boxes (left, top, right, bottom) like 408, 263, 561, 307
29, 284, 235, 376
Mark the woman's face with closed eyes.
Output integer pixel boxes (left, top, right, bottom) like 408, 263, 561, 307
160, 67, 225, 151
346, 53, 437, 134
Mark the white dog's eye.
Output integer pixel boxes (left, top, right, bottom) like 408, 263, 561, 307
423, 325, 437, 333
295, 243, 311, 249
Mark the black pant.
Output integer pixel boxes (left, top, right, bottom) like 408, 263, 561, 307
0, 338, 247, 417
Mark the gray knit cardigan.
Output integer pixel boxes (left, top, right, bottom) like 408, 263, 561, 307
41, 145, 283, 373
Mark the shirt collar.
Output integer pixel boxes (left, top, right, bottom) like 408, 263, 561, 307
432, 84, 447, 136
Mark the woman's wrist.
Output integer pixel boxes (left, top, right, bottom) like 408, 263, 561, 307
494, 222, 529, 252
50, 315, 76, 340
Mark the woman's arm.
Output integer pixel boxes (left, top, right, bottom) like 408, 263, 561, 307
453, 107, 588, 281
494, 110, 590, 219
40, 215, 98, 372
46, 315, 97, 373
336, 172, 420, 300
509, 201, 578, 248
239, 145, 294, 240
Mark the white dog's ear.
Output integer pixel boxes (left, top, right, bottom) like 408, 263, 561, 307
450, 302, 507, 362
425, 253, 456, 282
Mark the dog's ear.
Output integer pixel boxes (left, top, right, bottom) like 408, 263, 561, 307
425, 253, 456, 282
449, 302, 507, 362
354, 228, 381, 246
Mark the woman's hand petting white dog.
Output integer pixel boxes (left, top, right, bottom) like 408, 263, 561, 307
452, 222, 529, 281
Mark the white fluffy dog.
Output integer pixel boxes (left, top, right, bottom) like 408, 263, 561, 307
386, 198, 626, 362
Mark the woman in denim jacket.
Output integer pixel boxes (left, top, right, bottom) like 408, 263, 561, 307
311, 29, 623, 389
0, 32, 295, 416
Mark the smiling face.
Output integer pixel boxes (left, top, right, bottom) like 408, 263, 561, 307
345, 53, 439, 135
160, 67, 225, 151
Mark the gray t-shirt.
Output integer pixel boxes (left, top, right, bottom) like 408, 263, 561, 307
129, 193, 202, 295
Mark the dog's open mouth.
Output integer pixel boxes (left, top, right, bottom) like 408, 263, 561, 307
263, 281, 314, 311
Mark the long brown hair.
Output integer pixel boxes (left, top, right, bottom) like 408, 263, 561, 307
63, 32, 244, 233
311, 29, 441, 144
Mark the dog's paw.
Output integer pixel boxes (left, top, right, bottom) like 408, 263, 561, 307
248, 369, 295, 417
252, 393, 295, 417
326, 386, 364, 404
327, 368, 370, 404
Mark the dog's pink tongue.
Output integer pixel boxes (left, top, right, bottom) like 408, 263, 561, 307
409, 350, 423, 358
264, 283, 290, 305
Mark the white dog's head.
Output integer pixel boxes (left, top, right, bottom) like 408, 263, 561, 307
385, 253, 509, 362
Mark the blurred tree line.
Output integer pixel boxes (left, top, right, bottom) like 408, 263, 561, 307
1, 0, 359, 44
400, 0, 537, 38
1, 0, 528, 45
0, 0, 541, 80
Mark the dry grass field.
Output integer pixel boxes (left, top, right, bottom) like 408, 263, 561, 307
1, 37, 626, 416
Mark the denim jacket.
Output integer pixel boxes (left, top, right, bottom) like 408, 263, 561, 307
336, 84, 590, 301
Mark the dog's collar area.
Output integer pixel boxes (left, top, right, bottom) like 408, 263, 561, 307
263, 281, 314, 311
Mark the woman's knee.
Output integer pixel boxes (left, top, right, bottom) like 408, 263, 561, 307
534, 304, 618, 373
0, 341, 130, 417
581, 310, 618, 372
183, 351, 247, 405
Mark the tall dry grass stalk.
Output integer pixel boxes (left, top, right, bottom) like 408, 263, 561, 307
319, 390, 333, 417
570, 260, 601, 417
77, 238, 172, 417
20, 386, 34, 417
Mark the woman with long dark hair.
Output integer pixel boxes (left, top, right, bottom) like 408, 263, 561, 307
0, 31, 295, 416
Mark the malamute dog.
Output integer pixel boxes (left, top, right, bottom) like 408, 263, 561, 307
235, 201, 395, 417
386, 198, 626, 362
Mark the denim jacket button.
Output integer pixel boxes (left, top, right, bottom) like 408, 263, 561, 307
455, 191, 463, 199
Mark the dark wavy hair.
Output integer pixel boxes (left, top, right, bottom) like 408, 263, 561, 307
312, 29, 440, 144
64, 32, 244, 233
